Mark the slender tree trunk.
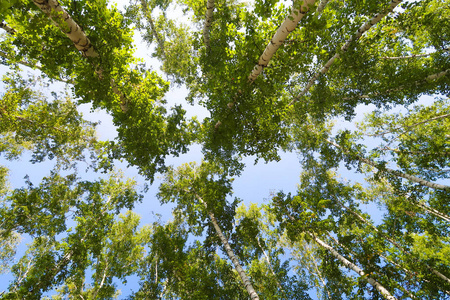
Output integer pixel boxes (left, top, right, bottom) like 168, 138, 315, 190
140, 0, 166, 58
316, 0, 329, 14
416, 201, 450, 223
32, 0, 129, 112
374, 113, 450, 137
309, 248, 332, 300
32, 0, 98, 57
283, 211, 397, 299
326, 139, 450, 191
0, 21, 16, 34
383, 146, 450, 157
360, 155, 449, 191
336, 199, 450, 285
92, 260, 109, 299
196, 194, 259, 300
203, 0, 215, 48
248, 0, 317, 82
289, 0, 402, 106
310, 232, 397, 300
292, 240, 333, 300
327, 232, 416, 298
256, 237, 286, 296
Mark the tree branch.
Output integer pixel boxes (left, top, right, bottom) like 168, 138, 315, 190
342, 69, 450, 101
248, 0, 317, 83
311, 231, 397, 300
195, 193, 260, 300
203, 0, 215, 48
380, 48, 449, 60
140, 0, 166, 59
327, 138, 450, 191
0, 21, 16, 35
256, 236, 286, 297
32, 0, 98, 57
32, 0, 130, 113
335, 198, 450, 285
289, 0, 403, 106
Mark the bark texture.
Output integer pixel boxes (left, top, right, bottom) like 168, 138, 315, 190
196, 194, 260, 300
32, 0, 98, 57
32, 0, 130, 112
284, 212, 397, 299
311, 233, 397, 300
203, 0, 215, 48
316, 0, 329, 15
381, 48, 449, 60
0, 21, 16, 35
248, 0, 317, 82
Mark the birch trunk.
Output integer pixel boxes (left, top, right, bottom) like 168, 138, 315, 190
336, 199, 450, 285
416, 201, 450, 223
289, 0, 402, 106
316, 0, 329, 15
0, 21, 16, 35
374, 113, 450, 137
284, 212, 397, 299
256, 237, 286, 296
196, 194, 259, 300
360, 155, 449, 191
310, 232, 397, 300
248, 0, 317, 82
32, 0, 98, 58
326, 139, 450, 191
309, 248, 333, 300
382, 52, 441, 60
203, 0, 215, 48
32, 0, 130, 112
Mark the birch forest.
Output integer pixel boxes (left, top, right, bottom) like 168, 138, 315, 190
0, 0, 449, 298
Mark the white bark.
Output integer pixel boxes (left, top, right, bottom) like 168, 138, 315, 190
203, 0, 215, 48
248, 0, 317, 83
316, 0, 329, 15
310, 233, 397, 300
416, 201, 450, 223
284, 212, 396, 299
256, 237, 286, 296
0, 21, 16, 35
11, 258, 34, 293
336, 199, 450, 285
196, 194, 259, 300
310, 249, 332, 300
289, 0, 402, 106
373, 113, 450, 137
32, 0, 98, 58
361, 156, 450, 191
33, 0, 129, 112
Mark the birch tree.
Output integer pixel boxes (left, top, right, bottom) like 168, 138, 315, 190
1, 0, 449, 298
